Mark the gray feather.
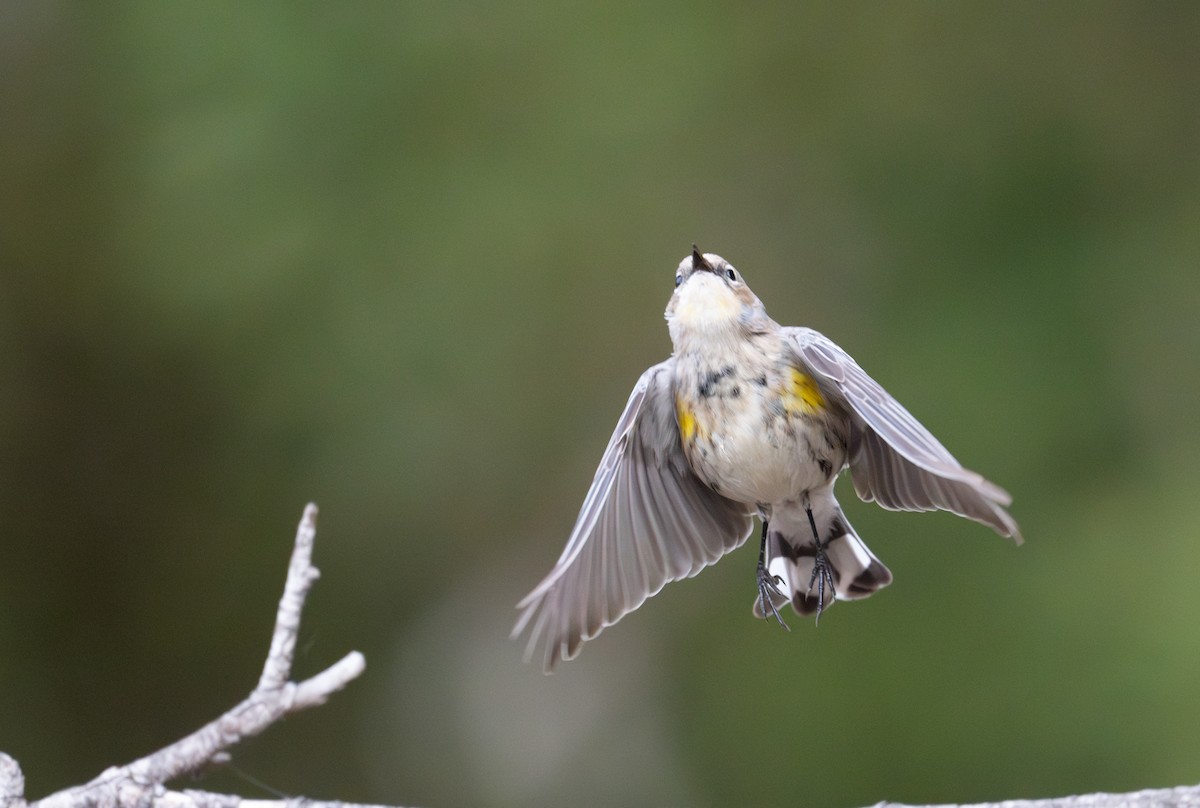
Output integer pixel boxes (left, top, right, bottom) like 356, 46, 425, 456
785, 327, 1022, 543
512, 359, 755, 671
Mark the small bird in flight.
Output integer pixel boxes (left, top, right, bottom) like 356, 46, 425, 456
514, 247, 1021, 671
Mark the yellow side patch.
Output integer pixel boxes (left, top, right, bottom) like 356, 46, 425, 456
783, 367, 826, 416
675, 396, 702, 443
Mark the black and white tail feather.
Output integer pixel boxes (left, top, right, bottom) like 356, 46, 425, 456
753, 504, 893, 621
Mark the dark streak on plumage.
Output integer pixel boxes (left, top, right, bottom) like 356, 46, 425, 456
698, 365, 736, 398
772, 533, 819, 561
848, 562, 891, 595
792, 592, 821, 615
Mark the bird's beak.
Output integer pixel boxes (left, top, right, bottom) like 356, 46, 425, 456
692, 244, 716, 274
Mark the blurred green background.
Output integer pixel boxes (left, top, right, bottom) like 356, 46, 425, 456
2, 3, 1198, 807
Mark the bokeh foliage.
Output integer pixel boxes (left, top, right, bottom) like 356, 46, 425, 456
2, 3, 1198, 807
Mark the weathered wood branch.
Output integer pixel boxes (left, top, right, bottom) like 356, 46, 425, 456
868, 783, 1200, 807
0, 504, 411, 808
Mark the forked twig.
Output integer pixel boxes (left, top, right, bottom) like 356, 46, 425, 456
0, 504, 409, 808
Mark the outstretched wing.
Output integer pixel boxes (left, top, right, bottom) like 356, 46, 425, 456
513, 359, 755, 671
785, 327, 1022, 543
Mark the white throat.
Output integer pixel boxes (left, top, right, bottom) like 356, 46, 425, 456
667, 273, 744, 348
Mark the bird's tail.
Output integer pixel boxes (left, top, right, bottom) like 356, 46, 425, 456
752, 504, 892, 618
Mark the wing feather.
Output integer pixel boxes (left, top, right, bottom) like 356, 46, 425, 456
513, 359, 754, 671
786, 328, 1022, 543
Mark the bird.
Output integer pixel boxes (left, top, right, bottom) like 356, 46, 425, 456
513, 247, 1021, 671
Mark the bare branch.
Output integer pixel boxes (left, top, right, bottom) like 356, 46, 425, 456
258, 503, 320, 693
3, 504, 410, 808
32, 783, 405, 808
868, 783, 1200, 808
164, 790, 401, 808
292, 651, 366, 710
1, 753, 26, 808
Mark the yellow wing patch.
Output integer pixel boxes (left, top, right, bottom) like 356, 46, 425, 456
675, 395, 704, 443
783, 367, 826, 416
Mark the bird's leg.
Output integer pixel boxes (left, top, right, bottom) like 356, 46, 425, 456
805, 504, 836, 622
756, 519, 790, 631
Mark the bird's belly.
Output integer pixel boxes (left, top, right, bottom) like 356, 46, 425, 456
681, 396, 841, 506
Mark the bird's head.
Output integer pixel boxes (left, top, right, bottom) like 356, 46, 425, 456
666, 246, 767, 345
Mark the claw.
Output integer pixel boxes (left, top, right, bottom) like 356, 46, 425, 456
757, 564, 791, 631
802, 502, 836, 624
807, 544, 837, 624
755, 517, 790, 630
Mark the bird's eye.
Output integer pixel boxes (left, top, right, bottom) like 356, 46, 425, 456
675, 273, 683, 287
725, 267, 737, 282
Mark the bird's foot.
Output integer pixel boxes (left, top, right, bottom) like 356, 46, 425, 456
756, 563, 791, 631
807, 543, 837, 624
